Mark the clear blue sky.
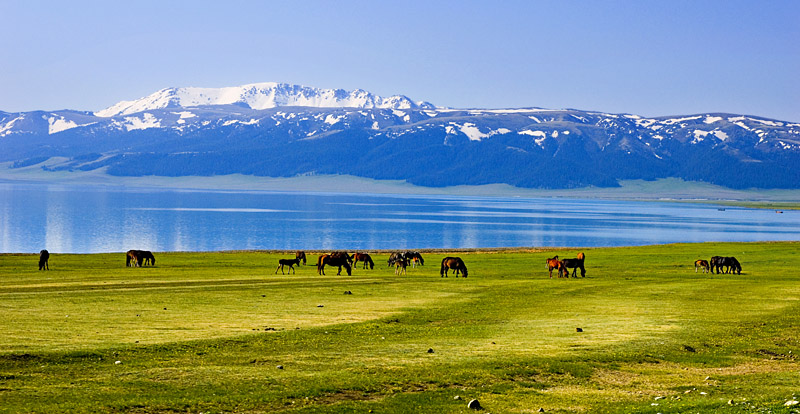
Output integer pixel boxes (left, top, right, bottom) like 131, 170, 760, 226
1, 0, 798, 121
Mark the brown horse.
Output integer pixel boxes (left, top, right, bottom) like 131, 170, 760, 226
546, 255, 564, 278
350, 252, 374, 269
296, 251, 307, 265
126, 250, 140, 267
440, 257, 468, 278
695, 259, 710, 273
38, 249, 49, 270
317, 252, 352, 276
276, 257, 302, 274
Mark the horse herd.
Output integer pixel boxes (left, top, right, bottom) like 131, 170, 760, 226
545, 253, 586, 278
34, 249, 743, 279
272, 250, 468, 278
126, 250, 156, 267
694, 256, 742, 274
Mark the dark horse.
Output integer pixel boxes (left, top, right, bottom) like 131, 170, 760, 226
138, 250, 156, 266
317, 252, 352, 276
296, 251, 307, 265
39, 249, 49, 270
406, 251, 424, 268
275, 257, 301, 274
440, 257, 468, 278
560, 252, 586, 278
126, 250, 155, 267
350, 252, 375, 269
711, 256, 741, 274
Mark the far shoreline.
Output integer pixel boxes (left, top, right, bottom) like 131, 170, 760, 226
2, 161, 800, 208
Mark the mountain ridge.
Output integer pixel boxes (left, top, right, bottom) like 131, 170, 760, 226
2, 83, 800, 190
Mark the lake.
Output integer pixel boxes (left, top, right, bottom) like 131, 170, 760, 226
1, 182, 798, 253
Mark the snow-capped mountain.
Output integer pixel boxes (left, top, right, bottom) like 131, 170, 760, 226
2, 83, 800, 189
94, 82, 435, 117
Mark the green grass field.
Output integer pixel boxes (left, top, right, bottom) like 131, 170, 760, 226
1, 243, 799, 413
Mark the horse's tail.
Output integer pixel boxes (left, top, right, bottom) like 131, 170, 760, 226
440, 258, 447, 277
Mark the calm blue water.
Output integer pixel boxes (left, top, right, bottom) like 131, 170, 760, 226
1, 182, 798, 253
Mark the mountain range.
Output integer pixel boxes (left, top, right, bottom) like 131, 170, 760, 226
2, 82, 799, 189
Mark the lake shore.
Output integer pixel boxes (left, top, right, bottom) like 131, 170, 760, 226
3, 161, 800, 206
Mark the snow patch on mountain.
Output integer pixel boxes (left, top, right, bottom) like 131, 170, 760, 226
0, 116, 23, 137
113, 113, 161, 131
95, 82, 435, 117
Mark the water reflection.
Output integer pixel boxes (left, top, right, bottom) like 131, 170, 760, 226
0, 183, 798, 253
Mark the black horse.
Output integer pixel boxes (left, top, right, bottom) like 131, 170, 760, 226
137, 250, 156, 266
711, 256, 741, 274
38, 249, 49, 270
276, 257, 301, 274
406, 251, 424, 268
560, 252, 586, 277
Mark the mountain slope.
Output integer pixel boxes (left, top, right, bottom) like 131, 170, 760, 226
2, 83, 799, 189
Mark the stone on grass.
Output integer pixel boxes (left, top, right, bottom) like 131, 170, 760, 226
276, 365, 284, 370
467, 399, 482, 410
786, 400, 799, 407
427, 348, 434, 354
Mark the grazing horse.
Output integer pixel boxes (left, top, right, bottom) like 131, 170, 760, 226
137, 250, 155, 266
711, 256, 741, 274
388, 252, 406, 267
317, 252, 352, 276
695, 259, 710, 273
275, 257, 301, 274
350, 252, 375, 269
38, 249, 49, 270
546, 255, 564, 278
440, 257, 468, 278
406, 251, 424, 268
296, 251, 307, 265
561, 252, 586, 277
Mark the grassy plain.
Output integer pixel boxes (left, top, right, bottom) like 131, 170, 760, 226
1, 243, 799, 413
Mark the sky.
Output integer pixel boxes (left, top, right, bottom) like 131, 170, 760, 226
1, 0, 798, 121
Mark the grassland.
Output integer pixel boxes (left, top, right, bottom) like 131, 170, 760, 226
1, 243, 799, 413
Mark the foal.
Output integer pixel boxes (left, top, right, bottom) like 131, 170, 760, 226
694, 259, 710, 273
276, 257, 301, 274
